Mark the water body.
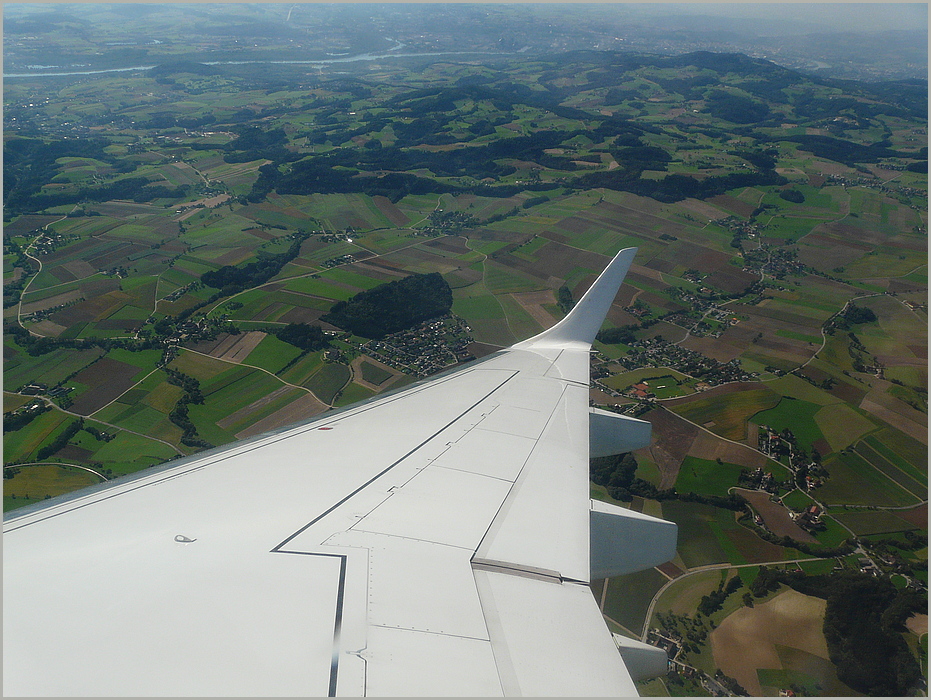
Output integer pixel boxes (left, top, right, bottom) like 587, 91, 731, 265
4, 45, 517, 79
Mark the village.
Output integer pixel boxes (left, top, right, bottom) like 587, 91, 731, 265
360, 314, 475, 377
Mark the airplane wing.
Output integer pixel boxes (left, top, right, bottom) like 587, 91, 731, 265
4, 247, 677, 697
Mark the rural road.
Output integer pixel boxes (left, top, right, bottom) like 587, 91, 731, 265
638, 555, 826, 643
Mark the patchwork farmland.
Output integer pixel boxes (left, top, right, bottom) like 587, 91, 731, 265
3, 9, 926, 694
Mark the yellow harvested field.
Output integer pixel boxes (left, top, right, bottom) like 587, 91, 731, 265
711, 589, 829, 696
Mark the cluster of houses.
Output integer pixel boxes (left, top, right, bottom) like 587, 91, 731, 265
29, 230, 70, 257
740, 466, 779, 494
18, 384, 70, 399
791, 504, 823, 529
322, 253, 356, 268
362, 315, 474, 377
757, 426, 824, 491
626, 382, 652, 399
826, 173, 927, 210
611, 337, 756, 387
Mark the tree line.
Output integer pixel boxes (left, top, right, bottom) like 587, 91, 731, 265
761, 567, 926, 696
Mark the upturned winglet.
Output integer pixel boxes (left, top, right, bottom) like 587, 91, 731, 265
515, 247, 637, 349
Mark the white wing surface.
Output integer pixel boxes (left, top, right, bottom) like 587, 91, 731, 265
4, 247, 676, 697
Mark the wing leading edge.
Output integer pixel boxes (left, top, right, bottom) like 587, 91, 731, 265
4, 246, 676, 696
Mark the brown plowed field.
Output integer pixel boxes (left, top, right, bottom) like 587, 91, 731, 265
711, 589, 850, 697
62, 260, 98, 278
213, 247, 256, 266
735, 488, 818, 542
372, 196, 410, 226
185, 333, 233, 356
644, 257, 676, 274
466, 341, 500, 359
570, 274, 597, 300
677, 198, 728, 220
20, 290, 85, 315
826, 379, 866, 405
641, 407, 699, 488
860, 396, 928, 444
233, 392, 328, 439
3, 215, 59, 236
57, 445, 95, 461
217, 331, 266, 363
605, 306, 640, 328
510, 290, 558, 330
68, 358, 141, 415
709, 194, 756, 218
681, 334, 745, 363
88, 242, 149, 268
657, 561, 684, 578
422, 237, 471, 255
499, 239, 610, 281
689, 430, 768, 469
629, 264, 666, 283
217, 385, 292, 429
347, 261, 409, 281
742, 304, 825, 329
279, 307, 329, 325
93, 201, 165, 217
888, 278, 927, 294
707, 266, 758, 294
590, 388, 621, 405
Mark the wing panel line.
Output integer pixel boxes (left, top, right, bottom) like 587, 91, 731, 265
270, 373, 518, 697
270, 370, 518, 552
470, 382, 570, 566
264, 550, 347, 697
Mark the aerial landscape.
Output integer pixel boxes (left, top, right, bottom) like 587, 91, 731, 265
3, 3, 927, 696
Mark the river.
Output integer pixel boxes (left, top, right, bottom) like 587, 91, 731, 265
4, 45, 520, 79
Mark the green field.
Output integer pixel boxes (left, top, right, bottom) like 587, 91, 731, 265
675, 457, 745, 498
816, 451, 920, 508
4, 464, 103, 511
307, 363, 351, 404
334, 381, 377, 407
651, 568, 724, 619
600, 566, 669, 636
831, 510, 919, 536
359, 361, 393, 385
750, 396, 826, 451
3, 409, 72, 464
671, 388, 781, 442
243, 334, 303, 374
602, 368, 693, 395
